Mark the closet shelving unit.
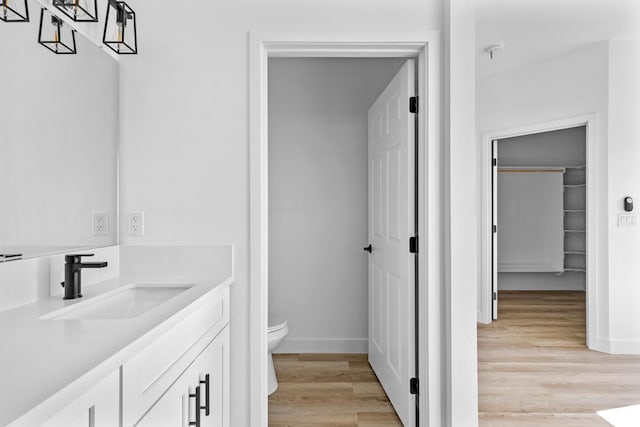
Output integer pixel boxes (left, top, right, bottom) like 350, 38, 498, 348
563, 165, 586, 274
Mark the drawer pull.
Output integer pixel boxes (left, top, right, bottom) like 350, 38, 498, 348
200, 374, 210, 416
188, 386, 201, 427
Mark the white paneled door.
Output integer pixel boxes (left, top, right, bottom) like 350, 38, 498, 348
367, 59, 416, 426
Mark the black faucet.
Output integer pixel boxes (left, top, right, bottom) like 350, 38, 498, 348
61, 254, 108, 300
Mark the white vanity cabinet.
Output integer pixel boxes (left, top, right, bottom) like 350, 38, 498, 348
41, 371, 119, 427
12, 283, 231, 427
123, 284, 230, 426
137, 326, 229, 427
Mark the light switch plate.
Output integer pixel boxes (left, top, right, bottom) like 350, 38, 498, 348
618, 214, 638, 228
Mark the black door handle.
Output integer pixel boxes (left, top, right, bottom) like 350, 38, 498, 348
188, 386, 201, 426
363, 244, 372, 253
200, 374, 210, 416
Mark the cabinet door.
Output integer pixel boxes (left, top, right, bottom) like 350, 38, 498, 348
136, 372, 188, 427
202, 326, 229, 427
122, 286, 230, 427
42, 371, 119, 427
137, 326, 229, 427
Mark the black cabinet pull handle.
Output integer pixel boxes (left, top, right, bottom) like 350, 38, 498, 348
199, 374, 210, 416
363, 244, 372, 253
188, 386, 201, 427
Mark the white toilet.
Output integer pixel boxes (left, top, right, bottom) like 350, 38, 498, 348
267, 321, 289, 395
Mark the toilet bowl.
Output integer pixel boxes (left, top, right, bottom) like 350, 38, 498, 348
267, 321, 289, 395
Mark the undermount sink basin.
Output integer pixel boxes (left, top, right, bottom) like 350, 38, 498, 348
41, 284, 195, 320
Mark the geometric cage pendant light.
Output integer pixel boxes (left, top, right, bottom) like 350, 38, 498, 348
38, 8, 77, 55
52, 0, 98, 23
0, 0, 29, 22
103, 0, 137, 54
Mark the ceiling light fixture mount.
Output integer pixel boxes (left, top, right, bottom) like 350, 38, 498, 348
485, 43, 504, 60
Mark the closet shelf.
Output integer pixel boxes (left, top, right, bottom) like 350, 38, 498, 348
562, 166, 586, 275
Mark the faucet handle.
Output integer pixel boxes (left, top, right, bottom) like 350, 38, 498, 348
65, 253, 95, 263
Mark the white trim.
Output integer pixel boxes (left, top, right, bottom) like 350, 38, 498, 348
249, 30, 443, 427
498, 281, 587, 291
276, 338, 368, 354
607, 339, 640, 354
479, 114, 599, 352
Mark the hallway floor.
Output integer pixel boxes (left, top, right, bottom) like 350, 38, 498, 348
268, 353, 402, 426
478, 291, 640, 426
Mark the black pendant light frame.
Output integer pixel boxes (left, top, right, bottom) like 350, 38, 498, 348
38, 8, 77, 55
103, 0, 137, 55
0, 0, 29, 22
52, 0, 98, 23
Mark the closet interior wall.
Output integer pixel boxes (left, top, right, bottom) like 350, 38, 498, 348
498, 126, 587, 291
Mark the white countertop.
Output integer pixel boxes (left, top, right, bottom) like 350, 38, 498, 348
0, 274, 233, 426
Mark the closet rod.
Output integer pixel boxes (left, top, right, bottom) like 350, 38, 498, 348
498, 167, 565, 173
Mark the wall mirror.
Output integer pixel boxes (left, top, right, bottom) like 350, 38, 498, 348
0, 0, 118, 261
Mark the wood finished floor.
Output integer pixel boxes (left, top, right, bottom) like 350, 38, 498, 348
268, 353, 402, 426
268, 291, 640, 426
479, 291, 640, 426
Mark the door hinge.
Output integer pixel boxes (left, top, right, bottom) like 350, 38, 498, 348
493, 158, 497, 166
409, 96, 419, 114
409, 236, 418, 254
493, 291, 497, 301
410, 377, 419, 395
493, 225, 497, 233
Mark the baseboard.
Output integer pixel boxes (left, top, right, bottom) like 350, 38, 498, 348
497, 272, 586, 291
477, 310, 491, 324
588, 337, 611, 354
604, 338, 640, 355
275, 338, 367, 354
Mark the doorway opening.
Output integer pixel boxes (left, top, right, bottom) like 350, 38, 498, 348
492, 126, 587, 321
267, 57, 417, 426
249, 32, 441, 427
479, 115, 598, 350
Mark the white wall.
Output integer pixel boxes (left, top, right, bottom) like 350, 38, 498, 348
444, 0, 478, 424
0, 0, 118, 251
607, 40, 640, 353
268, 58, 403, 353
117, 1, 443, 425
498, 127, 586, 167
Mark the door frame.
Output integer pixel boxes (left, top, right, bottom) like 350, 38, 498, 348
479, 114, 599, 350
249, 31, 443, 426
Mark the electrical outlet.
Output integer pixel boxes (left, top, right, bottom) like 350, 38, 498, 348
128, 211, 145, 236
92, 211, 108, 236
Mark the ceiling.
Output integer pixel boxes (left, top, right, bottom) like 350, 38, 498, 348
476, 0, 640, 78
